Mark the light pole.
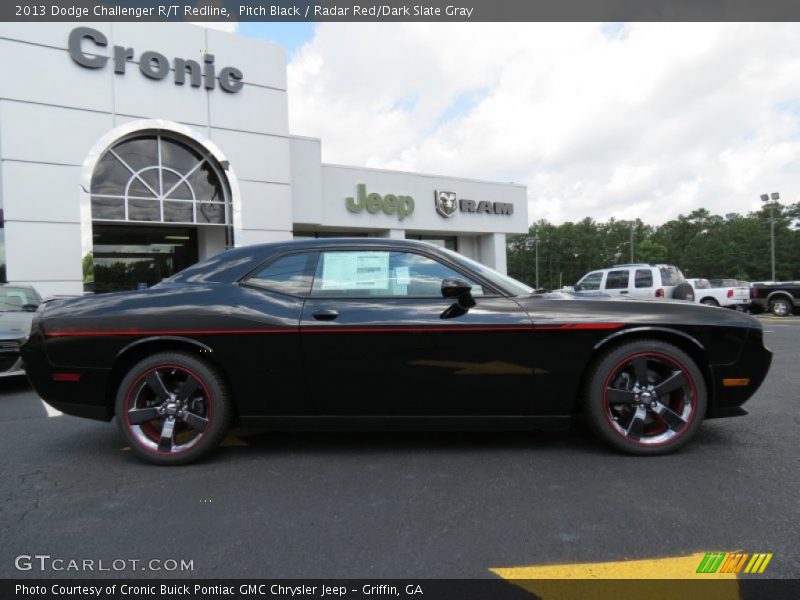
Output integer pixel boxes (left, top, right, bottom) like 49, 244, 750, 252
526, 235, 540, 289
760, 192, 778, 281
630, 222, 635, 263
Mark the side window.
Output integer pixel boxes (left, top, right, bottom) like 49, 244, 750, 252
578, 271, 603, 290
604, 270, 630, 290
247, 252, 318, 296
310, 250, 484, 298
635, 269, 653, 288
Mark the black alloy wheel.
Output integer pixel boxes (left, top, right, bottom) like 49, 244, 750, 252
115, 352, 231, 465
584, 340, 707, 455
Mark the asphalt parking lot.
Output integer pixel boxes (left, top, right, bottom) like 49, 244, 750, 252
1, 316, 798, 580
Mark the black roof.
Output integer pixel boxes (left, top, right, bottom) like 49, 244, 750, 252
165, 237, 447, 285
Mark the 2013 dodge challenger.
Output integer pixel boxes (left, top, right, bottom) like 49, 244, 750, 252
22, 239, 772, 465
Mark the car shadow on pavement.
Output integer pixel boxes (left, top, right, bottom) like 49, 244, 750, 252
0, 376, 33, 394
212, 421, 611, 458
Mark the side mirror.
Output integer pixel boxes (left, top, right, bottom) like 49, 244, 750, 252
441, 277, 476, 309
22, 304, 39, 312
574, 283, 583, 291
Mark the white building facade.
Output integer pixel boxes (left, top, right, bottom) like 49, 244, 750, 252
0, 22, 528, 297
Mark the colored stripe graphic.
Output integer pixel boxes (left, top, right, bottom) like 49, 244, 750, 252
697, 553, 727, 573
744, 553, 773, 574
697, 552, 773, 574
719, 553, 749, 574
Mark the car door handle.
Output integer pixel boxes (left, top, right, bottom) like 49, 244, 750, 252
312, 309, 339, 321
620, 291, 629, 294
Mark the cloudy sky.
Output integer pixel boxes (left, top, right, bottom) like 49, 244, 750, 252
224, 22, 800, 226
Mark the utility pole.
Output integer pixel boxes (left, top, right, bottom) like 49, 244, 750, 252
760, 193, 779, 281
527, 234, 540, 289
630, 222, 635, 263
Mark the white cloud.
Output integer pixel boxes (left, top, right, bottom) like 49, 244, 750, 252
287, 23, 800, 225
191, 22, 238, 34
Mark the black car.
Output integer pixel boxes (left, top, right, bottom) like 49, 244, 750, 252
22, 239, 772, 464
750, 281, 800, 316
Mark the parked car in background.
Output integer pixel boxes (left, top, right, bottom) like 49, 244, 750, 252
750, 282, 800, 316
574, 264, 695, 301
0, 284, 42, 377
687, 278, 750, 310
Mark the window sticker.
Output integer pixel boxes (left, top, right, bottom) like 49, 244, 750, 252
321, 252, 390, 290
395, 266, 411, 286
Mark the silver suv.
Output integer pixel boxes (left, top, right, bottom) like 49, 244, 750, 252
574, 264, 694, 301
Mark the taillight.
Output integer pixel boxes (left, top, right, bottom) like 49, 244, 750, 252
751, 287, 758, 298
727, 289, 734, 298
655, 288, 665, 298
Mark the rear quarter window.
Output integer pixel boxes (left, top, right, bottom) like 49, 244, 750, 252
247, 252, 318, 296
659, 266, 684, 286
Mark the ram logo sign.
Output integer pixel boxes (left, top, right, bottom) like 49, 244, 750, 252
435, 191, 458, 218
434, 190, 514, 218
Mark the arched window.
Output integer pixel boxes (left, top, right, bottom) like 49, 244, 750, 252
91, 133, 230, 225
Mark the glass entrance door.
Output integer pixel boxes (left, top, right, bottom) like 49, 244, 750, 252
91, 224, 198, 293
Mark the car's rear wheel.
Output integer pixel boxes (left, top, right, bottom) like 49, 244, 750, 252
770, 297, 792, 317
115, 352, 231, 465
584, 340, 707, 455
700, 297, 719, 307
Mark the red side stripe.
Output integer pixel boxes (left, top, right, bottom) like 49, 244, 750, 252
45, 329, 296, 337
535, 323, 623, 330
45, 323, 622, 337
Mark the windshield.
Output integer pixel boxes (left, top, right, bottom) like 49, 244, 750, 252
441, 248, 534, 296
0, 287, 40, 312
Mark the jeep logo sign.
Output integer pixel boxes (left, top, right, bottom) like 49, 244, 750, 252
346, 184, 414, 221
434, 190, 514, 217
68, 27, 244, 93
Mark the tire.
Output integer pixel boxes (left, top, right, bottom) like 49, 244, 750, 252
672, 283, 695, 302
115, 352, 232, 465
770, 297, 792, 317
583, 340, 707, 456
700, 297, 719, 307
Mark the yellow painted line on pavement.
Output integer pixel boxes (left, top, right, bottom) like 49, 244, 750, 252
492, 553, 739, 600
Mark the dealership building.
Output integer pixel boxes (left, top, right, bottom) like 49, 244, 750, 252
0, 22, 528, 297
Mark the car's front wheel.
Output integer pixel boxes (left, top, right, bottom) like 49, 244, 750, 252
115, 352, 231, 465
584, 340, 707, 455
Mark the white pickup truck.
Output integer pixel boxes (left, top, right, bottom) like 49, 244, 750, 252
687, 278, 750, 309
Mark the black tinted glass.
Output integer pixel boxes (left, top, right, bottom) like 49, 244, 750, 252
91, 153, 130, 196
579, 272, 603, 290
113, 136, 158, 172
605, 270, 629, 289
249, 252, 318, 296
635, 269, 653, 288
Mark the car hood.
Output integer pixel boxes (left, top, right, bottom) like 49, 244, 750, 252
0, 311, 34, 340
